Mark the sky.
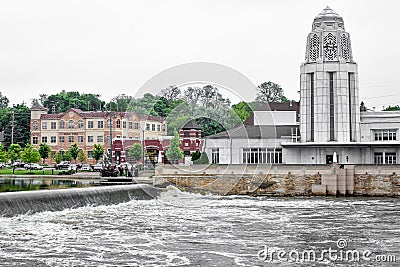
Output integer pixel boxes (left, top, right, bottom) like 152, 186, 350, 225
1, 0, 400, 110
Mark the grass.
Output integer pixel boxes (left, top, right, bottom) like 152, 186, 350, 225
0, 169, 64, 175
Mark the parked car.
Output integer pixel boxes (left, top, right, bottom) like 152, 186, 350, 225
24, 163, 44, 170
91, 163, 103, 171
80, 164, 91, 171
68, 164, 78, 171
55, 161, 71, 170
13, 161, 25, 168
0, 163, 5, 169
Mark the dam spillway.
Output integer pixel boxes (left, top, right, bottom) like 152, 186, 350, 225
0, 184, 160, 217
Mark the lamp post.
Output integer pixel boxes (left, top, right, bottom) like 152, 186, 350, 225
140, 126, 146, 170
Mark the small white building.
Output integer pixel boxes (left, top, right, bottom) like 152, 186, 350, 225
205, 7, 400, 165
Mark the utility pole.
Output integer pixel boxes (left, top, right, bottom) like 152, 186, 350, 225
11, 110, 15, 144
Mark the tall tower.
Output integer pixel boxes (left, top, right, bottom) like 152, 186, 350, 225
300, 7, 359, 143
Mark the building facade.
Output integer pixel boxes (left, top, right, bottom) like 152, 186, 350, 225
205, 6, 400, 165
30, 106, 167, 163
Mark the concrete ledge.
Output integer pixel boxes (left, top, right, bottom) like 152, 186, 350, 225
312, 184, 327, 196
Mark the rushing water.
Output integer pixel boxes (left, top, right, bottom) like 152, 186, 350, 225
0, 189, 399, 266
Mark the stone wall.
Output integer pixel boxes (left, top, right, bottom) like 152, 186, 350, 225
154, 164, 400, 197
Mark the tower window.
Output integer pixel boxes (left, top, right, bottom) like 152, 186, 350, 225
329, 72, 335, 141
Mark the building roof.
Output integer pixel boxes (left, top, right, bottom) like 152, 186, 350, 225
244, 102, 300, 125
206, 125, 299, 139
181, 119, 201, 130
314, 6, 343, 21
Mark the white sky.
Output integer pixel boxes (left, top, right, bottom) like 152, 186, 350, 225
1, 0, 399, 110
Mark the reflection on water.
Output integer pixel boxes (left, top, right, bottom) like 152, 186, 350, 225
0, 178, 100, 192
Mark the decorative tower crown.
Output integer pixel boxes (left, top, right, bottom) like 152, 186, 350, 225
305, 6, 354, 63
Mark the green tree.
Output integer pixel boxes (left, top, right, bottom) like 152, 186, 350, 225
0, 104, 31, 148
7, 144, 21, 164
92, 144, 105, 163
193, 152, 209, 164
255, 81, 288, 103
166, 131, 184, 164
54, 152, 63, 164
0, 144, 7, 163
42, 90, 105, 113
128, 143, 143, 163
63, 151, 72, 161
0, 92, 9, 109
20, 144, 40, 164
383, 105, 400, 111
158, 85, 181, 100
38, 143, 51, 164
68, 143, 80, 163
232, 101, 254, 121
77, 149, 87, 163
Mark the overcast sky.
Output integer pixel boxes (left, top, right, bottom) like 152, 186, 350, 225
1, 0, 399, 109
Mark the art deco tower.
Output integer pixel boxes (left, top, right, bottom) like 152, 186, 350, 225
300, 7, 359, 143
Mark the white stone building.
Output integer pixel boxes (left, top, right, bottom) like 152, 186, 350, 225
205, 7, 400, 165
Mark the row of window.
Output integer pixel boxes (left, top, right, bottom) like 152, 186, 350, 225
374, 152, 397, 164
210, 148, 283, 164
34, 120, 166, 131
33, 135, 109, 144
373, 129, 397, 141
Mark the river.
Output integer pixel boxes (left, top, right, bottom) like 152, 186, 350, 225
0, 189, 399, 266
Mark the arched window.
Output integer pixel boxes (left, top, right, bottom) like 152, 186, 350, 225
59, 120, 65, 129
116, 119, 121, 128
78, 120, 84, 129
68, 120, 74, 129
33, 121, 38, 130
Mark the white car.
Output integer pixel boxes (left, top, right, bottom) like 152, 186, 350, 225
0, 163, 5, 169
24, 163, 44, 170
80, 164, 91, 171
91, 163, 103, 171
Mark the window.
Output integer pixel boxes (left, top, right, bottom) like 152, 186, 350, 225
59, 136, 65, 143
329, 72, 335, 141
196, 132, 199, 138
50, 136, 56, 143
88, 151, 93, 158
88, 121, 94, 129
87, 136, 93, 143
68, 136, 74, 143
42, 122, 47, 130
68, 120, 74, 129
146, 124, 150, 131
242, 148, 282, 164
373, 129, 397, 141
123, 121, 127, 128
51, 122, 57, 129
78, 120, 84, 129
129, 122, 133, 129
157, 125, 160, 131
184, 131, 190, 137
98, 121, 103, 128
308, 73, 314, 142
184, 142, 189, 147
374, 152, 397, 164
135, 122, 139, 129
162, 124, 166, 132
41, 136, 48, 143
33, 121, 38, 130
59, 120, 65, 129
78, 136, 84, 143
32, 136, 38, 144
212, 148, 219, 164
97, 136, 103, 143
152, 124, 155, 131
116, 119, 121, 128
106, 136, 111, 144
386, 153, 397, 164
107, 119, 112, 128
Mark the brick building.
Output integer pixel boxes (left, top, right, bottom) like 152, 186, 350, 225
30, 105, 167, 163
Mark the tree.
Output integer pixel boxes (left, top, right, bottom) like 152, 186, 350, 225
0, 144, 7, 163
166, 131, 184, 164
77, 150, 87, 163
42, 91, 105, 113
383, 105, 400, 111
63, 151, 72, 161
68, 143, 80, 163
255, 82, 288, 103
158, 85, 181, 100
360, 101, 367, 112
0, 104, 31, 148
92, 144, 105, 163
193, 152, 209, 164
20, 144, 40, 164
0, 92, 9, 109
38, 143, 51, 164
128, 143, 143, 163
7, 144, 21, 164
232, 101, 254, 121
54, 152, 63, 164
